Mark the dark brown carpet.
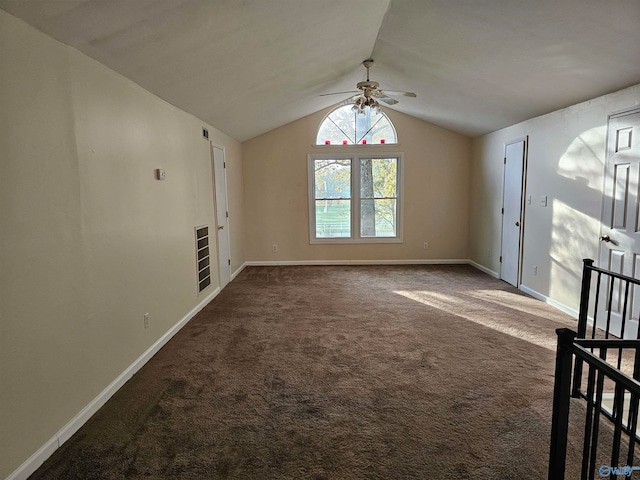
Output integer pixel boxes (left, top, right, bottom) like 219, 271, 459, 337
30, 265, 590, 479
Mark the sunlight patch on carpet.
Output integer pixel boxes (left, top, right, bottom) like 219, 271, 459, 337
394, 290, 559, 351
463, 289, 574, 325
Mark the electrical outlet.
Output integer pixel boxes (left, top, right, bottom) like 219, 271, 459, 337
423, 242, 428, 249
533, 266, 538, 276
487, 250, 491, 258
272, 244, 278, 253
144, 313, 149, 329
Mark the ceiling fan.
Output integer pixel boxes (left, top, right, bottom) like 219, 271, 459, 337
320, 59, 416, 114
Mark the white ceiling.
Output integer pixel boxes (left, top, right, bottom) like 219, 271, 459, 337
2, 0, 640, 141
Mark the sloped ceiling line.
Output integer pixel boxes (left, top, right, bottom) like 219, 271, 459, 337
1, 0, 639, 141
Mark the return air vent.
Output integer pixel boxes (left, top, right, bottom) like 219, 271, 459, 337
195, 226, 211, 293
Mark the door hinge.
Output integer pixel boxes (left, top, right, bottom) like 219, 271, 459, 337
228, 259, 231, 266
501, 207, 504, 214
226, 211, 229, 218
223, 162, 226, 168
499, 256, 502, 263
504, 157, 507, 164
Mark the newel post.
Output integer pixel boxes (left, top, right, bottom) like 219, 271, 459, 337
548, 328, 577, 480
572, 259, 593, 397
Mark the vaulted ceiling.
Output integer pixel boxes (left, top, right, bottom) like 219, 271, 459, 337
2, 0, 639, 141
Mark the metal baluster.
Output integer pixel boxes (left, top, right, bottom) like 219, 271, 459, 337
628, 346, 640, 467
589, 347, 608, 480
578, 259, 594, 339
606, 278, 615, 338
582, 363, 597, 479
627, 388, 639, 470
593, 272, 602, 340
611, 383, 625, 470
574, 259, 594, 397
619, 281, 631, 370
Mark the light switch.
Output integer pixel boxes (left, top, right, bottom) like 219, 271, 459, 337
540, 195, 548, 207
155, 169, 166, 180
527, 195, 532, 205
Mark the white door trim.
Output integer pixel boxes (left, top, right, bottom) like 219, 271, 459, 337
211, 144, 231, 289
500, 136, 528, 287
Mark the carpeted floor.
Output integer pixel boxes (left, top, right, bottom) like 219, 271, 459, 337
30, 265, 595, 479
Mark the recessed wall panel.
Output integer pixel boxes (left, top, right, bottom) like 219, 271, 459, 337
632, 255, 640, 322
617, 127, 633, 152
609, 250, 625, 314
613, 164, 630, 229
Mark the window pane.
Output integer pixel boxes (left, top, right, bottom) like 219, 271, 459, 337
317, 118, 352, 145
355, 108, 392, 144
361, 158, 398, 238
316, 105, 396, 145
317, 108, 356, 145
314, 159, 351, 199
360, 199, 397, 237
370, 114, 396, 144
360, 158, 397, 198
316, 199, 351, 238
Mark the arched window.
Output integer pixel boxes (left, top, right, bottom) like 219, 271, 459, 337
316, 105, 397, 145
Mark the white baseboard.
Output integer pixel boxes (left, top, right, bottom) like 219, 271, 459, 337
8, 287, 220, 480
519, 284, 579, 319
244, 259, 503, 282
230, 262, 247, 281
468, 260, 500, 279
6, 437, 59, 480
244, 259, 470, 266
9, 261, 577, 480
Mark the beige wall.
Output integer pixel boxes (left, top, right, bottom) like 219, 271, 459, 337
242, 107, 471, 262
13, 3, 640, 476
0, 11, 243, 478
470, 84, 640, 312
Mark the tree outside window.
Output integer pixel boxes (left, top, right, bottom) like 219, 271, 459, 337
309, 155, 401, 242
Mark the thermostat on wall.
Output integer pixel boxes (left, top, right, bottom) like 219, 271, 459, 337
155, 169, 166, 180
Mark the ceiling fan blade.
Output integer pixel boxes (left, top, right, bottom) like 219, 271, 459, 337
383, 90, 417, 98
372, 91, 399, 105
319, 90, 360, 97
338, 94, 362, 106
378, 97, 399, 106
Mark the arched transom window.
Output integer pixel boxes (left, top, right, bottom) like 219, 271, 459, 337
316, 105, 397, 145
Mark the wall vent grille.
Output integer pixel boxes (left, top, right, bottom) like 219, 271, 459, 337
195, 226, 211, 293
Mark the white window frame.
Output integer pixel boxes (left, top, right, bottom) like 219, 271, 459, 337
316, 105, 399, 146
308, 153, 404, 244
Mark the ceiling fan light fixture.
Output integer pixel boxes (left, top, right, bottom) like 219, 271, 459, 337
351, 96, 365, 114
368, 98, 381, 114
322, 59, 415, 113
351, 96, 380, 115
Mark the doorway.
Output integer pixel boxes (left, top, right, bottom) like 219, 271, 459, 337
500, 138, 527, 287
212, 145, 231, 289
598, 108, 640, 338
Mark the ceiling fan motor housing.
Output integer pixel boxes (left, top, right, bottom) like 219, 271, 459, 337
357, 81, 379, 97
319, 58, 414, 105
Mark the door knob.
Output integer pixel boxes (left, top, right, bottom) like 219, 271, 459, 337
600, 234, 611, 242
515, 221, 520, 227
218, 225, 224, 230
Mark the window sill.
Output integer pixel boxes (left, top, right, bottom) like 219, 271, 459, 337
310, 238, 403, 245
311, 143, 401, 148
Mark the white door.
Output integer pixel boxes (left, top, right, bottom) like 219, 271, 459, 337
212, 145, 231, 289
501, 139, 526, 287
598, 109, 640, 338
